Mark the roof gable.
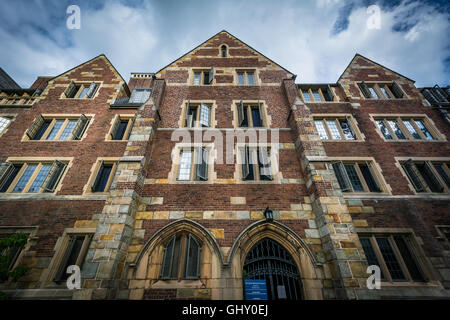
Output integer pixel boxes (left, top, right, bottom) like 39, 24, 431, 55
156, 30, 295, 78
338, 54, 415, 83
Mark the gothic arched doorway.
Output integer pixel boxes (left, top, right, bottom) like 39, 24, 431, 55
243, 238, 303, 300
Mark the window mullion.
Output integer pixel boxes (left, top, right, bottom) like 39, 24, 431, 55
336, 119, 346, 139
371, 236, 393, 282
410, 120, 426, 140
178, 236, 187, 280
397, 117, 413, 140
253, 148, 260, 181
42, 119, 56, 140
389, 235, 412, 281
318, 89, 326, 101
309, 89, 314, 102
374, 85, 384, 100
75, 234, 91, 266
104, 162, 117, 192
247, 106, 253, 128
323, 120, 332, 140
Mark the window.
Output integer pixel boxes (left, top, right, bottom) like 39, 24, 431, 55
332, 161, 382, 193
108, 115, 135, 140
401, 160, 449, 193
26, 114, 89, 141
375, 117, 437, 141
193, 69, 214, 85
160, 234, 201, 280
237, 101, 264, 127
359, 82, 404, 99
0, 116, 12, 134
0, 233, 28, 272
177, 147, 209, 182
299, 86, 335, 102
0, 160, 67, 193
129, 88, 151, 104
54, 234, 92, 282
240, 146, 273, 181
184, 102, 211, 128
314, 117, 356, 140
64, 82, 99, 99
90, 161, 118, 192
221, 45, 227, 58
359, 234, 426, 282
237, 71, 255, 86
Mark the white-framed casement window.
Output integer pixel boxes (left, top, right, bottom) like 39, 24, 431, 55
88, 160, 118, 193
108, 115, 135, 140
129, 88, 151, 104
375, 117, 439, 141
63, 81, 99, 99
184, 102, 212, 128
239, 145, 274, 182
236, 101, 265, 128
299, 86, 335, 102
0, 160, 67, 194
193, 69, 214, 85
25, 114, 90, 141
52, 233, 93, 283
237, 70, 255, 86
177, 147, 209, 182
332, 161, 384, 193
0, 116, 13, 135
160, 233, 202, 280
359, 234, 427, 282
358, 81, 405, 99
314, 117, 357, 140
401, 160, 450, 194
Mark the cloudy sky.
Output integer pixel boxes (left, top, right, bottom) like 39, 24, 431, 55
0, 0, 449, 88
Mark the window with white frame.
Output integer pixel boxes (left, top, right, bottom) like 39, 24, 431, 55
193, 69, 214, 85
177, 147, 209, 182
375, 117, 438, 141
183, 102, 212, 128
26, 114, 89, 141
314, 117, 357, 140
0, 160, 67, 193
237, 70, 255, 85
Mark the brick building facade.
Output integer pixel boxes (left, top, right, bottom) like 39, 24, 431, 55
0, 31, 449, 300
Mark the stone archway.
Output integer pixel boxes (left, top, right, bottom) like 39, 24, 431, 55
228, 220, 324, 300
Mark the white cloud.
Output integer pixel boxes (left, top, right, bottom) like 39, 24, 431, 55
0, 0, 448, 87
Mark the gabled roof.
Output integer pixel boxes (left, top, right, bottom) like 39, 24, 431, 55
156, 30, 296, 78
338, 53, 415, 83
0, 67, 21, 89
49, 54, 130, 94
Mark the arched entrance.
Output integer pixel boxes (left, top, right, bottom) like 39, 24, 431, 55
243, 238, 303, 300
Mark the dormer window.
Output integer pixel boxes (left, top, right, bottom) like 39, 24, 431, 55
299, 86, 335, 102
129, 88, 151, 104
221, 45, 227, 58
64, 82, 99, 99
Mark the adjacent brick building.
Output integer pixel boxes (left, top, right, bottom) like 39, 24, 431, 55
0, 31, 449, 300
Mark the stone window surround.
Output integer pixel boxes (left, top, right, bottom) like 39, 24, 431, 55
191, 69, 214, 86
168, 143, 217, 184
178, 100, 218, 129
219, 43, 228, 58
356, 81, 408, 100
59, 81, 103, 100
299, 86, 337, 103
435, 225, 450, 243
355, 227, 438, 286
312, 113, 365, 141
105, 113, 136, 141
41, 227, 95, 286
21, 113, 94, 142
394, 156, 450, 195
326, 156, 392, 195
235, 69, 258, 86
83, 157, 120, 195
0, 113, 16, 138
233, 142, 282, 184
369, 113, 445, 142
231, 99, 271, 129
2, 156, 73, 195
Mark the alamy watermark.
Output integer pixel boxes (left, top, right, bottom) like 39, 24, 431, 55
66, 5, 81, 30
